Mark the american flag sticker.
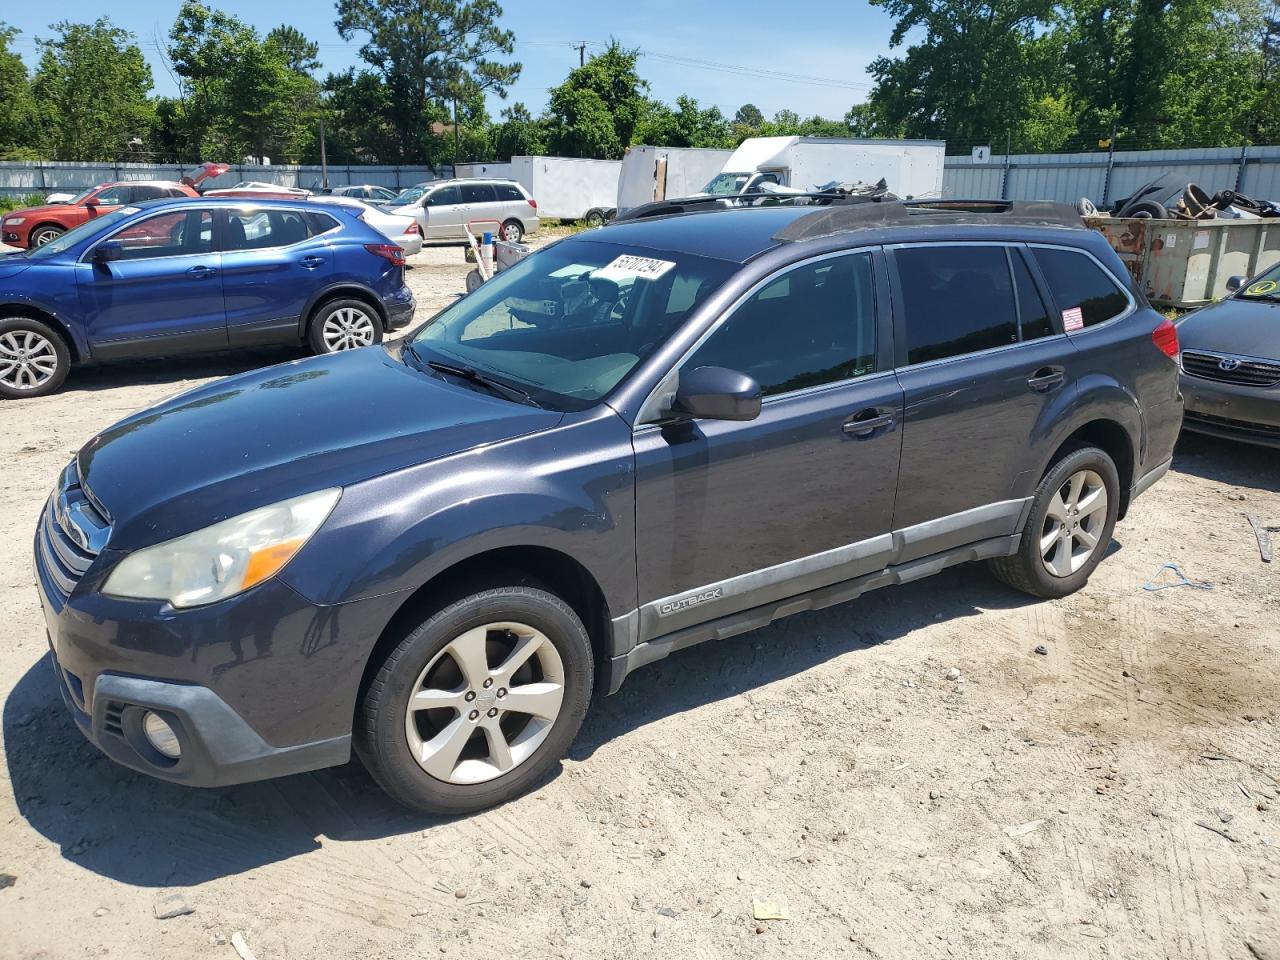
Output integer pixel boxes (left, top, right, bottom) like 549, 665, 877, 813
1062, 306, 1084, 331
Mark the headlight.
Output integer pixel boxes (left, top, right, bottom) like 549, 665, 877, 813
103, 489, 340, 608
5, 217, 24, 226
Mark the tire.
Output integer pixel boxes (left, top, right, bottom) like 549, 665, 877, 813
988, 446, 1120, 599
29, 224, 64, 247
1118, 199, 1167, 219
307, 298, 383, 355
356, 585, 594, 815
584, 208, 605, 228
0, 316, 71, 399
465, 268, 483, 293
500, 219, 524, 242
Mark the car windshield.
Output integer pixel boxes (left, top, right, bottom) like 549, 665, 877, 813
389, 183, 432, 206
411, 238, 736, 410
24, 207, 138, 259
1237, 263, 1280, 301
702, 172, 752, 196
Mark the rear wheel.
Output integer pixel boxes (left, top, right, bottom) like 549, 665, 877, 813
29, 224, 64, 247
356, 585, 594, 815
988, 446, 1120, 599
584, 208, 605, 228
0, 316, 70, 399
500, 219, 524, 242
307, 298, 383, 354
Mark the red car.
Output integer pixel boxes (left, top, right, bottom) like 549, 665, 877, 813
1, 163, 231, 249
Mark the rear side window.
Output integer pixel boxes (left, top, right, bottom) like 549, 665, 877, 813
460, 183, 497, 203
1032, 247, 1129, 329
1011, 249, 1053, 341
224, 210, 312, 250
130, 184, 165, 201
495, 183, 524, 202
307, 212, 341, 235
896, 245, 1018, 364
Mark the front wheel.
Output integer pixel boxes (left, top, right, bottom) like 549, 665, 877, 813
0, 316, 71, 399
988, 446, 1120, 599
356, 585, 594, 815
29, 225, 64, 247
499, 219, 524, 242
307, 299, 383, 354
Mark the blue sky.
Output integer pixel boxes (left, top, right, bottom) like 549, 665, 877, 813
3, 0, 897, 120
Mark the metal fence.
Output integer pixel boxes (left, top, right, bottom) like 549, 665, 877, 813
943, 145, 1280, 205
0, 161, 449, 198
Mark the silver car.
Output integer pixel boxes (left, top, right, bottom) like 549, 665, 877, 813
329, 184, 401, 205
385, 178, 540, 242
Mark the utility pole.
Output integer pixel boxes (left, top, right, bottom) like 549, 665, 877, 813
452, 97, 460, 173
575, 41, 586, 67
318, 117, 329, 190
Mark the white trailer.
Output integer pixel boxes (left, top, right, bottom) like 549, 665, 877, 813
616, 146, 734, 213
510, 156, 621, 225
702, 136, 946, 199
454, 161, 514, 179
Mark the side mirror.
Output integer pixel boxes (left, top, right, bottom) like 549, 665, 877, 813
671, 366, 762, 422
92, 240, 124, 263
1226, 275, 1246, 293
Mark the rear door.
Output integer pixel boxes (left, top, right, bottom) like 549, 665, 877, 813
887, 242, 1070, 559
422, 185, 463, 239
219, 207, 334, 346
75, 207, 225, 355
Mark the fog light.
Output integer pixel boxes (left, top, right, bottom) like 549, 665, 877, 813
142, 711, 182, 759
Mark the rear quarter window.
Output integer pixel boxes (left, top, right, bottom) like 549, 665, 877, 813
1032, 247, 1130, 329
495, 184, 524, 202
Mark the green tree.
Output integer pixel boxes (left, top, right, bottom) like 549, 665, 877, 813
335, 0, 519, 163
492, 102, 547, 157
31, 19, 155, 161
0, 24, 38, 158
635, 96, 732, 147
545, 41, 648, 157
734, 103, 764, 128
322, 67, 400, 162
267, 24, 321, 73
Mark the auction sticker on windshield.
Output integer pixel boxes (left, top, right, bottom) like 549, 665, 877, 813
1245, 279, 1277, 297
595, 255, 677, 283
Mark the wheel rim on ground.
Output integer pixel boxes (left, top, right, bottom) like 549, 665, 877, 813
321, 307, 376, 351
0, 330, 58, 391
1040, 469, 1108, 577
403, 621, 566, 785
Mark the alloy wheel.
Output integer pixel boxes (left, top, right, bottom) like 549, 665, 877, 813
1040, 469, 1108, 577
501, 222, 522, 242
403, 622, 565, 785
321, 307, 376, 351
0, 330, 59, 391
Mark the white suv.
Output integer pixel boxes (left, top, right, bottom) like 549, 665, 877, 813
386, 178, 540, 242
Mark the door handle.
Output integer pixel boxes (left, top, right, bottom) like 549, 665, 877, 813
299, 255, 325, 269
842, 410, 895, 438
1027, 365, 1065, 393
187, 265, 217, 279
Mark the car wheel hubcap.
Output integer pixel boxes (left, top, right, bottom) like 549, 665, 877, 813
34, 230, 58, 246
321, 308, 375, 351
1040, 469, 1108, 578
0, 330, 58, 390
503, 224, 519, 240
404, 622, 565, 785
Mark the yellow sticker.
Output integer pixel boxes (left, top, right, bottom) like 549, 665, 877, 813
1245, 279, 1278, 296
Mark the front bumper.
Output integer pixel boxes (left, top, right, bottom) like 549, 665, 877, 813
34, 502, 405, 788
1180, 372, 1280, 448
384, 284, 416, 330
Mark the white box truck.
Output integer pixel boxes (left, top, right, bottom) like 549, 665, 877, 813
701, 136, 946, 199
510, 156, 621, 225
616, 146, 734, 214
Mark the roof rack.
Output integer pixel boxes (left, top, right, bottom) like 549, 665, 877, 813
609, 193, 1085, 238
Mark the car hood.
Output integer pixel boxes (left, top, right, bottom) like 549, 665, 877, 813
1178, 298, 1280, 360
3, 203, 77, 221
78, 346, 564, 550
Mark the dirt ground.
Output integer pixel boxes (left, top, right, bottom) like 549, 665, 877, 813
1, 236, 1278, 960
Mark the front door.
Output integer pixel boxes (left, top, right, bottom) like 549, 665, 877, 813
219, 207, 333, 345
633, 249, 902, 642
423, 185, 464, 239
75, 207, 225, 356
887, 242, 1071, 560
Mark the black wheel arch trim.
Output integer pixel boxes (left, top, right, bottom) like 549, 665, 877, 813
0, 297, 85, 362
300, 282, 390, 335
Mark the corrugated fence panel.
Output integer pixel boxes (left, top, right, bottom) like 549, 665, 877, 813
943, 145, 1280, 204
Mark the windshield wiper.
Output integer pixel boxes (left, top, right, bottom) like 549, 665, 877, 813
421, 355, 542, 408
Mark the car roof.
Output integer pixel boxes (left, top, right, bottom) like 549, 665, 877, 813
127, 196, 357, 213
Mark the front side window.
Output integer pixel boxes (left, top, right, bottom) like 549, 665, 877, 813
896, 245, 1018, 364
461, 183, 498, 204
685, 252, 877, 397
224, 209, 311, 250
92, 185, 131, 206
1032, 247, 1130, 329
425, 185, 461, 207
112, 209, 213, 259
413, 239, 735, 409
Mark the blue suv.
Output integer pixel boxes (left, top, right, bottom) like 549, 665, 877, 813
0, 197, 415, 398
34, 198, 1181, 814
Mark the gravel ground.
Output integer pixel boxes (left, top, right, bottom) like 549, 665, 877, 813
1, 236, 1278, 960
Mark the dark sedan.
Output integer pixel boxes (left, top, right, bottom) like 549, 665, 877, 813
1177, 262, 1280, 448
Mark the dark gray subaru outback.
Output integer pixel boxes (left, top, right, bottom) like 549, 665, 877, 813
35, 198, 1182, 813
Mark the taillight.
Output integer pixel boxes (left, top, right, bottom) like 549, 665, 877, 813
403, 222, 420, 235
527, 198, 537, 210
365, 243, 405, 267
1152, 317, 1179, 358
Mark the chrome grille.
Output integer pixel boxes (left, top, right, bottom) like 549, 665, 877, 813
1181, 350, 1280, 387
36, 460, 109, 607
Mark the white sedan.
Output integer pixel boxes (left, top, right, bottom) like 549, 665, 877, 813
309, 196, 423, 257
